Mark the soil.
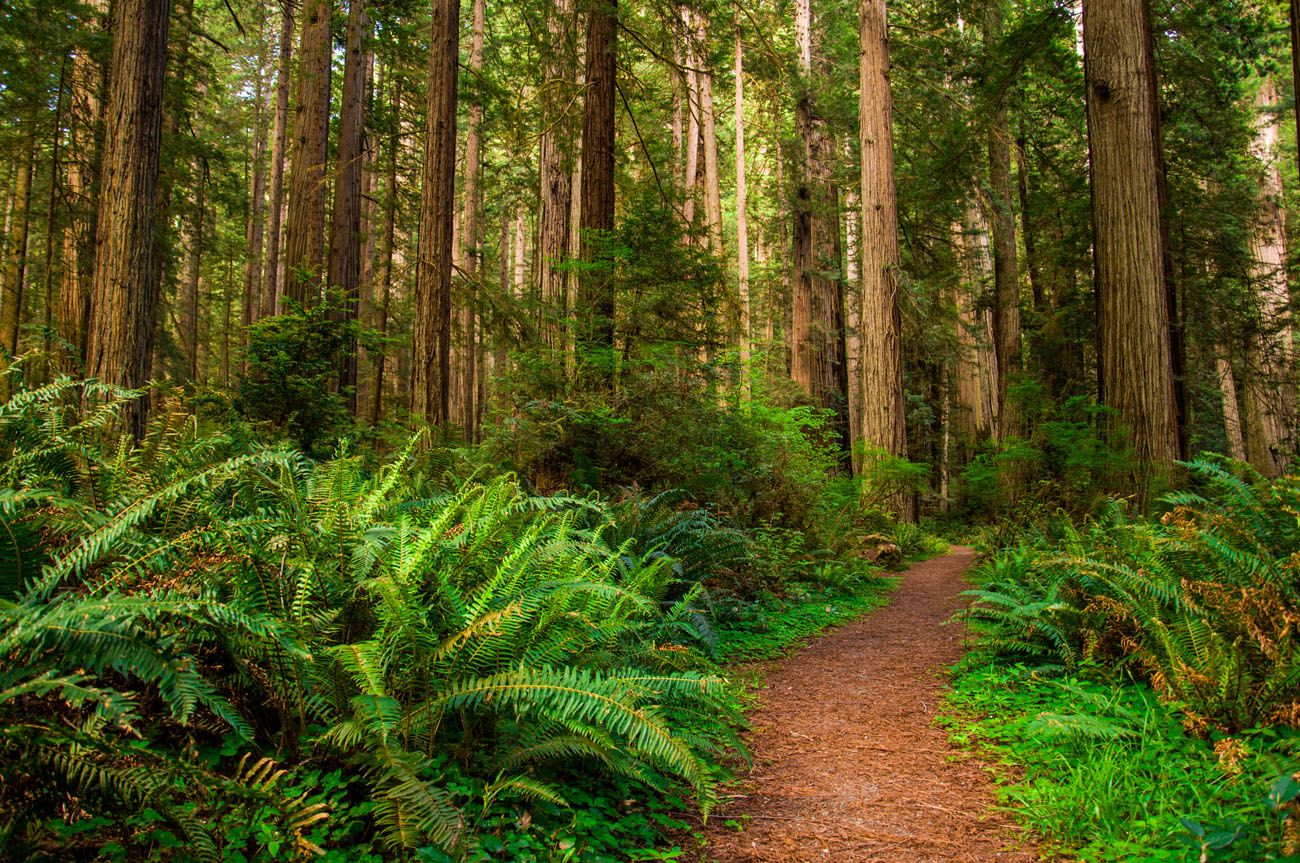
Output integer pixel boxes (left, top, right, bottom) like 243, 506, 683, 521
696, 547, 1038, 862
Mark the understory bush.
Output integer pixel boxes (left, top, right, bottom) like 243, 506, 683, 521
965, 456, 1300, 733
958, 456, 1300, 859
0, 380, 745, 860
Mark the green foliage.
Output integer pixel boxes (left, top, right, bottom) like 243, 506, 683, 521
944, 664, 1300, 861
964, 457, 1300, 733
0, 380, 746, 859
236, 295, 363, 456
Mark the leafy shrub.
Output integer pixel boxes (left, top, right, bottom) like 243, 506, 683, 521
964, 457, 1300, 733
0, 380, 742, 859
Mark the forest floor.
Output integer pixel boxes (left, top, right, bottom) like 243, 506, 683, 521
695, 547, 1040, 862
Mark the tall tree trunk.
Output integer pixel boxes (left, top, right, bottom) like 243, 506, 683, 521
1290, 0, 1300, 181
412, 0, 460, 423
577, 0, 616, 386
986, 0, 1021, 440
40, 62, 70, 384
735, 16, 751, 398
180, 166, 206, 381
536, 0, 575, 353
242, 20, 269, 340
1016, 130, 1044, 313
1083, 0, 1181, 482
283, 0, 331, 306
795, 0, 849, 447
1, 121, 35, 374
952, 201, 1000, 454
1243, 77, 1296, 476
85, 0, 170, 436
857, 0, 909, 516
369, 76, 400, 426
329, 0, 368, 414
457, 0, 485, 434
58, 0, 107, 372
264, 0, 294, 316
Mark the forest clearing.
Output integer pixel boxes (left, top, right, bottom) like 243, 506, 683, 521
2, 0, 1300, 859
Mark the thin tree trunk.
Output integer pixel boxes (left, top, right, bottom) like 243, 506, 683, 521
457, 0, 485, 434
41, 62, 69, 383
328, 0, 368, 414
242, 18, 269, 340
180, 166, 206, 381
369, 77, 400, 426
536, 0, 575, 353
1216, 354, 1246, 462
283, 0, 331, 306
735, 17, 751, 398
1016, 130, 1044, 313
85, 0, 171, 436
577, 0, 616, 386
412, 0, 460, 423
264, 0, 293, 316
794, 0, 848, 447
986, 0, 1021, 440
1, 120, 35, 371
1083, 0, 1181, 480
857, 0, 909, 517
1243, 77, 1296, 476
58, 0, 106, 372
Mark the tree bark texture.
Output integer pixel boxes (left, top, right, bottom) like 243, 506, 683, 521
412, 0, 460, 423
329, 0, 368, 414
283, 0, 331, 306
85, 0, 171, 437
1082, 0, 1181, 476
264, 0, 294, 315
577, 0, 617, 384
536, 0, 576, 352
857, 0, 909, 513
794, 0, 848, 445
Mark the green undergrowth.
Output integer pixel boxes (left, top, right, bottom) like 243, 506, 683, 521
944, 662, 1300, 862
711, 575, 900, 663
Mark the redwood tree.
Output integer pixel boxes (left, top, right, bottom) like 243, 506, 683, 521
85, 0, 171, 436
1083, 0, 1181, 478
412, 0, 460, 423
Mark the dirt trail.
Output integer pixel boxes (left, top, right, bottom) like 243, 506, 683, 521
699, 547, 1036, 862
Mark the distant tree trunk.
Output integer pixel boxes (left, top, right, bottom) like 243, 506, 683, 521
264, 0, 293, 316
1216, 354, 1246, 462
1083, 0, 1181, 481
412, 0, 460, 423
1290, 0, 1300, 180
1016, 131, 1044, 313
85, 0, 170, 436
735, 17, 751, 398
180, 166, 206, 381
693, 9, 722, 254
857, 0, 909, 517
369, 77, 400, 426
682, 9, 700, 232
536, 0, 575, 352
58, 0, 107, 372
1243, 77, 1296, 476
329, 0, 368, 414
283, 0, 331, 306
242, 28, 269, 341
985, 0, 1021, 440
1, 121, 35, 373
40, 64, 69, 384
577, 0, 616, 386
793, 0, 848, 446
952, 201, 1000, 454
457, 0, 485, 434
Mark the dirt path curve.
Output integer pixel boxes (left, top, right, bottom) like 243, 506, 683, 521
698, 546, 1036, 863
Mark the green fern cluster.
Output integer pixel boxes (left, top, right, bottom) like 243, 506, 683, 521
965, 456, 1300, 733
0, 380, 742, 859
